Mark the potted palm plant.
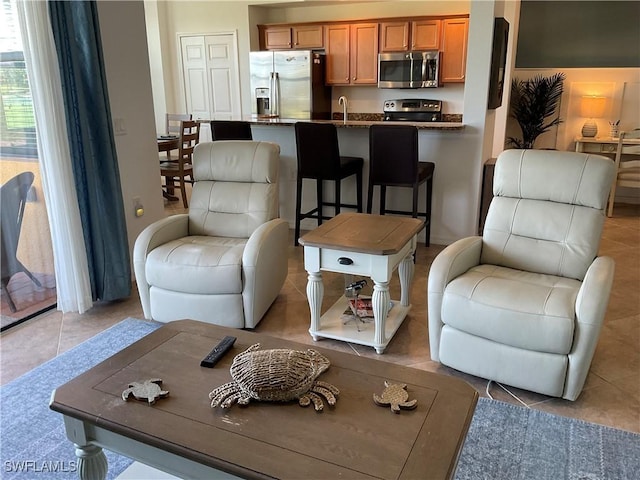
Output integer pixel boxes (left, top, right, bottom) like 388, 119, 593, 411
507, 73, 566, 149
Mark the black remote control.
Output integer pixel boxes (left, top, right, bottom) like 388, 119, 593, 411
200, 336, 237, 368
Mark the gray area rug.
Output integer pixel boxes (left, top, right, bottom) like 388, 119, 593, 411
1, 318, 161, 479
1, 318, 638, 479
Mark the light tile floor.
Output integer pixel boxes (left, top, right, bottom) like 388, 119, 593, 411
1, 199, 638, 434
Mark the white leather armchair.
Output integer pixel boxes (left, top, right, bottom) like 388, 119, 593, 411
134, 141, 288, 328
428, 149, 616, 400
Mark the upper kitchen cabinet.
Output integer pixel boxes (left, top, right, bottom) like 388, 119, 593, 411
293, 25, 324, 49
259, 25, 324, 50
440, 17, 469, 83
379, 21, 409, 52
411, 19, 441, 50
325, 22, 378, 86
261, 26, 292, 50
379, 19, 440, 52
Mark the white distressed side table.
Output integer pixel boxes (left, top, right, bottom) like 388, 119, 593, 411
299, 213, 424, 354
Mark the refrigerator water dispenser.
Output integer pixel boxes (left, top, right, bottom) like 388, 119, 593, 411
256, 88, 270, 116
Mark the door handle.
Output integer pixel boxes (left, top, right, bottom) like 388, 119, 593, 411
338, 257, 353, 265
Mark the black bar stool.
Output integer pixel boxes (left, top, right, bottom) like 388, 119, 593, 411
294, 122, 364, 246
210, 121, 253, 140
367, 124, 435, 245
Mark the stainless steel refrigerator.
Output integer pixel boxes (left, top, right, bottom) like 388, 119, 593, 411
249, 50, 331, 120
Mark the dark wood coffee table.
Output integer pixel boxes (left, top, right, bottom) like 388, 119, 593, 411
50, 320, 477, 480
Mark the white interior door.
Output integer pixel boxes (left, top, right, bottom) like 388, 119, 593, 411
180, 36, 210, 122
205, 34, 241, 121
180, 33, 241, 142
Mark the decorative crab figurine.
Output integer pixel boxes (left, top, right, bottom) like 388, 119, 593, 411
122, 379, 169, 405
209, 343, 339, 412
373, 381, 417, 414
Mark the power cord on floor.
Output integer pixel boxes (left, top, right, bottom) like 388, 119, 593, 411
485, 379, 530, 408
485, 379, 495, 399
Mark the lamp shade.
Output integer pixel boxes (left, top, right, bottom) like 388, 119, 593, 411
581, 96, 606, 118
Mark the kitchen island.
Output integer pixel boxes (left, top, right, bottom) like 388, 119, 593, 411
246, 116, 467, 246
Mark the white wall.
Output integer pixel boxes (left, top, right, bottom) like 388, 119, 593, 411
505, 67, 640, 204
151, 1, 255, 124
505, 68, 640, 151
97, 1, 165, 267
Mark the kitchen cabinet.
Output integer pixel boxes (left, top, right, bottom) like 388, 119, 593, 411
440, 18, 468, 83
325, 22, 378, 86
411, 19, 441, 50
263, 27, 292, 50
379, 19, 440, 52
292, 25, 324, 49
261, 25, 324, 50
379, 21, 409, 52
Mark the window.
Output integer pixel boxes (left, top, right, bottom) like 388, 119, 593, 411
0, 0, 56, 329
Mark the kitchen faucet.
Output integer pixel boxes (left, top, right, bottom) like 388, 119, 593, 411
338, 95, 348, 124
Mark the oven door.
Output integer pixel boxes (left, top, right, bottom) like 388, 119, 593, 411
378, 52, 424, 89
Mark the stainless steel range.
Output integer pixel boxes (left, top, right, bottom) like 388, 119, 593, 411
383, 99, 442, 122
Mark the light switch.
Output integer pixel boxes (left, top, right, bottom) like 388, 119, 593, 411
114, 117, 127, 136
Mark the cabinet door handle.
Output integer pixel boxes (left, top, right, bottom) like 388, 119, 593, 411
338, 257, 353, 265
352, 76, 356, 81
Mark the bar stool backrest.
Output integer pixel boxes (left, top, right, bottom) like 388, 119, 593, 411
369, 125, 419, 186
295, 122, 341, 179
210, 121, 253, 141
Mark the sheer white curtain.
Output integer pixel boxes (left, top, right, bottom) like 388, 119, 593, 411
16, 0, 93, 313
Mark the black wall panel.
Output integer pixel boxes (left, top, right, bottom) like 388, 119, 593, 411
516, 1, 640, 68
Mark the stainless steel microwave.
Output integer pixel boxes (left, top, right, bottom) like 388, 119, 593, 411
378, 51, 440, 88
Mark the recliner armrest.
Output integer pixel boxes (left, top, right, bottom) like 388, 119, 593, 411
242, 218, 289, 328
242, 218, 288, 268
575, 256, 615, 326
564, 255, 615, 400
428, 236, 483, 294
133, 214, 189, 319
427, 236, 483, 361
133, 214, 189, 263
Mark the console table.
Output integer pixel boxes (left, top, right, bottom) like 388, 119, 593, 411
575, 136, 640, 155
299, 213, 424, 354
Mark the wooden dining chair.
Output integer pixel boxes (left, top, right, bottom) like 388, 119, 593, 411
160, 120, 200, 208
165, 113, 192, 136
607, 129, 640, 217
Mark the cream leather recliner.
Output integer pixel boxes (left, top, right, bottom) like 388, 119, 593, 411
134, 141, 288, 328
428, 149, 616, 401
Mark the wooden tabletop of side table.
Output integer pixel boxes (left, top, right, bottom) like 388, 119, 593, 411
50, 320, 478, 480
299, 212, 424, 254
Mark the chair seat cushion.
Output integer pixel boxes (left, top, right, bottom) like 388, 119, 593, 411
441, 264, 580, 354
145, 236, 246, 295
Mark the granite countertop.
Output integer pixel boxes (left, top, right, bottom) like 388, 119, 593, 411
246, 113, 464, 130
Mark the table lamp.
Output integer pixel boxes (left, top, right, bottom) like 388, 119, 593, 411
580, 96, 606, 138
